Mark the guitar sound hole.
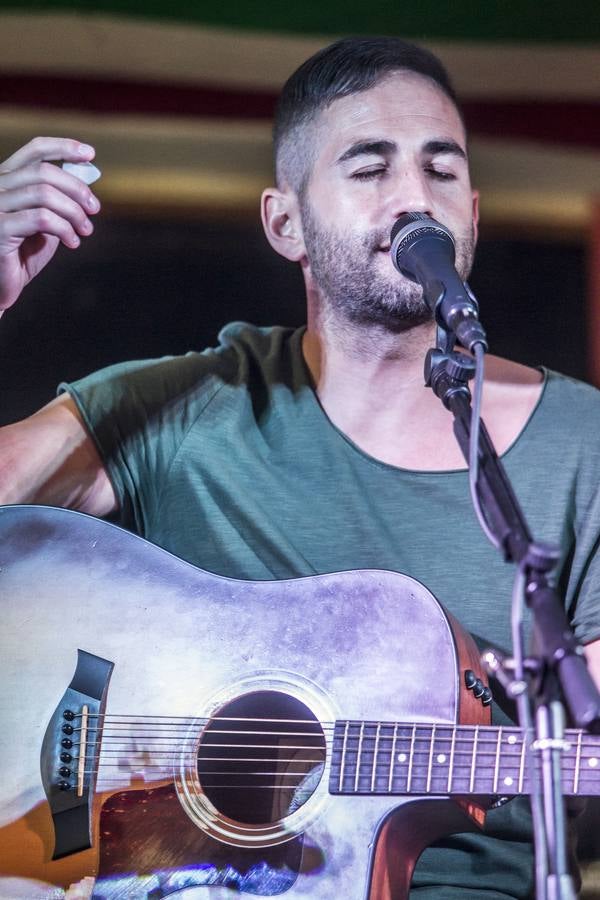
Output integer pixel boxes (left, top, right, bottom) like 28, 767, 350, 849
197, 691, 326, 826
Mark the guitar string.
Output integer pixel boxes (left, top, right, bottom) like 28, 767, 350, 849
73, 739, 600, 761
78, 770, 594, 790
80, 748, 595, 765
70, 714, 600, 747
72, 729, 600, 750
77, 767, 591, 789
82, 714, 336, 725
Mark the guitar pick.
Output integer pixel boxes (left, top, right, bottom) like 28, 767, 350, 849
62, 161, 101, 185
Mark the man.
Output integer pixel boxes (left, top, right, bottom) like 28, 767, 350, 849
1, 36, 599, 898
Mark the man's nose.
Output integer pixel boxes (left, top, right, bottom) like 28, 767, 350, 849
386, 167, 433, 220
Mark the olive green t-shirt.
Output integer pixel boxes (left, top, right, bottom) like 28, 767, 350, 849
63, 322, 600, 898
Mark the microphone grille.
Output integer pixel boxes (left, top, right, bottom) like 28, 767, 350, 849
390, 214, 454, 252
390, 212, 432, 244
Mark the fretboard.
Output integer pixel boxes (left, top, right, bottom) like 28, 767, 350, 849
329, 721, 600, 798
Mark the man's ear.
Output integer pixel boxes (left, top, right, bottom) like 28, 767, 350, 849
261, 187, 306, 262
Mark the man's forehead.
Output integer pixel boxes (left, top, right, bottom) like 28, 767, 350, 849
314, 72, 465, 150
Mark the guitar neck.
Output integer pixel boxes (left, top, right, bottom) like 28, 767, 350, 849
330, 721, 600, 798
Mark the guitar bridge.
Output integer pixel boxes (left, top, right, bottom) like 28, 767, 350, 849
40, 649, 114, 859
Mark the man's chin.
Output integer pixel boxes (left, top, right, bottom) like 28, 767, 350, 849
343, 301, 433, 332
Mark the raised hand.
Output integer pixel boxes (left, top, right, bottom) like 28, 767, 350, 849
0, 137, 101, 313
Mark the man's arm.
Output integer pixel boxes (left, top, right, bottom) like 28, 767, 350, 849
0, 136, 111, 513
0, 393, 117, 516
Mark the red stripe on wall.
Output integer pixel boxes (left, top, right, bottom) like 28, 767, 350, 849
463, 100, 600, 150
0, 73, 277, 119
1, 73, 599, 150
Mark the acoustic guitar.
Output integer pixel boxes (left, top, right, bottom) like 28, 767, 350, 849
0, 505, 597, 899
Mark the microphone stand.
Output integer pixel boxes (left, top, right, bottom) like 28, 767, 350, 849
424, 324, 600, 900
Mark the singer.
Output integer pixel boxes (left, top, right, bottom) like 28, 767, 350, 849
0, 37, 599, 900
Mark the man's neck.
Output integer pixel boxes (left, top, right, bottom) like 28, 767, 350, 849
303, 312, 435, 415
302, 308, 455, 466
301, 305, 544, 472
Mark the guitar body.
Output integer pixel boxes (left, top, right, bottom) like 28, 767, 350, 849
0, 505, 487, 899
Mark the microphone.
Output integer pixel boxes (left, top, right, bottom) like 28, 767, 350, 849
390, 212, 487, 352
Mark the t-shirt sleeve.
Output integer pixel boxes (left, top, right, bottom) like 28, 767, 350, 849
567, 470, 600, 646
556, 376, 600, 646
59, 352, 231, 536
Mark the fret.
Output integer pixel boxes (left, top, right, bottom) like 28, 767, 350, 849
518, 730, 527, 794
426, 724, 436, 793
354, 722, 365, 792
370, 723, 381, 792
447, 726, 457, 793
574, 730, 582, 794
492, 727, 502, 794
374, 723, 395, 792
469, 726, 479, 794
388, 723, 398, 793
406, 724, 417, 792
338, 721, 349, 792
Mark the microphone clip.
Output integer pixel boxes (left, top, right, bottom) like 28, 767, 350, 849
424, 345, 476, 410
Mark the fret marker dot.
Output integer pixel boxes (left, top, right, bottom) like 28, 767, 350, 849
397, 753, 407, 763
589, 757, 599, 768
503, 776, 514, 786
507, 735, 517, 745
436, 754, 446, 764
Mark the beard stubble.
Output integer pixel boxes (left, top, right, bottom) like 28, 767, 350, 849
301, 202, 476, 334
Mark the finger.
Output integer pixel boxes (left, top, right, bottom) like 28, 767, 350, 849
0, 161, 101, 214
0, 208, 83, 249
0, 136, 95, 173
0, 184, 95, 236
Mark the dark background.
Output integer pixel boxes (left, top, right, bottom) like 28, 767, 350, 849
0, 215, 589, 426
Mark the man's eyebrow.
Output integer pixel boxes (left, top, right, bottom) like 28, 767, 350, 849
423, 139, 467, 161
336, 138, 467, 165
337, 140, 397, 163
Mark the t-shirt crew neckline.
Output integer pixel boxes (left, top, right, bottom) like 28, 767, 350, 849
291, 326, 549, 477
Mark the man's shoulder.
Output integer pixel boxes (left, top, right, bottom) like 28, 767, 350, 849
486, 355, 600, 413
539, 367, 600, 438
68, 323, 303, 398
215, 321, 303, 374
482, 356, 600, 456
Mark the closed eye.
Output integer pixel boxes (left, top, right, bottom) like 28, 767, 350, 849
425, 167, 457, 181
351, 167, 387, 182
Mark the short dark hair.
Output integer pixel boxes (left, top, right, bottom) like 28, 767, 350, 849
273, 36, 462, 192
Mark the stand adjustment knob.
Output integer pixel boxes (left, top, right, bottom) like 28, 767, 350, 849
464, 669, 477, 690
473, 679, 485, 698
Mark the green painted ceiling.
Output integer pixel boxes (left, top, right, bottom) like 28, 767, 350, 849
3, 0, 600, 41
